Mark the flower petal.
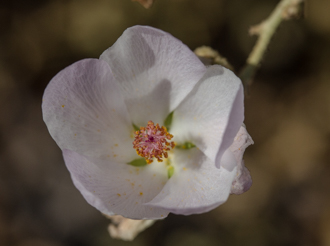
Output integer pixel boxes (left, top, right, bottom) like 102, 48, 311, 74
100, 25, 206, 127
145, 148, 237, 215
63, 149, 169, 220
42, 59, 137, 163
171, 65, 244, 168
230, 160, 252, 195
229, 125, 254, 163
229, 125, 254, 194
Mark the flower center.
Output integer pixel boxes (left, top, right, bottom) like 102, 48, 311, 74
133, 120, 175, 164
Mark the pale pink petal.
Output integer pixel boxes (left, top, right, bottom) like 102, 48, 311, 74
42, 59, 137, 163
100, 25, 206, 127
63, 150, 169, 220
170, 65, 244, 168
230, 160, 252, 195
145, 148, 237, 215
229, 125, 254, 194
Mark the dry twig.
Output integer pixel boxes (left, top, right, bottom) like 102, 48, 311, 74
240, 0, 304, 92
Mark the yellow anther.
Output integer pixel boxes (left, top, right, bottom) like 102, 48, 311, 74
132, 120, 175, 164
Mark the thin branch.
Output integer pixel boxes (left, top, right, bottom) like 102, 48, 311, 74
194, 46, 234, 71
239, 0, 303, 92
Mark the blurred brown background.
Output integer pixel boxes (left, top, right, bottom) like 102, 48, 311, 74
1, 0, 330, 245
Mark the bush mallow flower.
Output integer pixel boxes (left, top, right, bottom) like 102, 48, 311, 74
42, 25, 253, 220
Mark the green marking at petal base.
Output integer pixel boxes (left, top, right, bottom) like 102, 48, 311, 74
167, 166, 174, 179
175, 142, 196, 149
128, 158, 147, 167
132, 123, 140, 131
164, 111, 174, 130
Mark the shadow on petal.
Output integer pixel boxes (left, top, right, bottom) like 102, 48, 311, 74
126, 79, 172, 127
219, 149, 236, 172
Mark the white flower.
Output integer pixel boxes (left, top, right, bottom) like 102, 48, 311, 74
42, 26, 253, 220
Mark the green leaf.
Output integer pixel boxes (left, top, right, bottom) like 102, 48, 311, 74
175, 142, 196, 149
167, 166, 174, 179
132, 123, 140, 131
164, 111, 174, 130
127, 158, 147, 167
